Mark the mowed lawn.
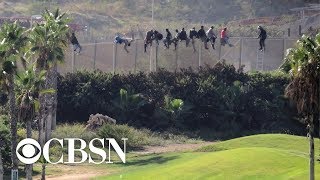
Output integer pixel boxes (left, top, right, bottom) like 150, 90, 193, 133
95, 134, 320, 180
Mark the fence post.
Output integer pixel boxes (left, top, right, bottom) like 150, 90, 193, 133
175, 44, 178, 71
150, 45, 153, 72
299, 25, 302, 36
71, 50, 75, 73
155, 45, 158, 71
283, 38, 286, 60
93, 40, 97, 70
218, 38, 222, 60
134, 40, 138, 73
288, 28, 291, 37
113, 43, 117, 74
239, 38, 243, 71
198, 41, 202, 68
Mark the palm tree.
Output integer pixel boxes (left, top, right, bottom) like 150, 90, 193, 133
282, 33, 320, 180
29, 8, 69, 180
29, 8, 69, 141
15, 67, 47, 180
0, 22, 28, 176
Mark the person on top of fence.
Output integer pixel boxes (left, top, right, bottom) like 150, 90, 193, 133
207, 26, 217, 50
189, 27, 198, 52
220, 27, 232, 47
70, 32, 82, 54
144, 29, 154, 53
163, 28, 173, 49
179, 28, 190, 47
257, 25, 267, 51
154, 30, 163, 45
171, 29, 180, 50
198, 26, 209, 49
114, 34, 134, 53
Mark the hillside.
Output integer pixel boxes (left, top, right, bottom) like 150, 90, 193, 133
97, 134, 320, 179
0, 0, 318, 41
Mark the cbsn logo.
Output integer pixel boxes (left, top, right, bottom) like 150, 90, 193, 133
16, 138, 128, 164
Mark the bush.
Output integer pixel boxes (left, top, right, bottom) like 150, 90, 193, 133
52, 124, 97, 143
0, 115, 10, 168
57, 63, 304, 139
97, 124, 154, 149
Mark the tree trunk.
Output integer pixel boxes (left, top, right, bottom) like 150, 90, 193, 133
38, 61, 58, 180
309, 118, 315, 180
0, 150, 3, 180
44, 63, 57, 141
41, 163, 46, 180
8, 74, 18, 172
25, 120, 33, 180
52, 64, 58, 130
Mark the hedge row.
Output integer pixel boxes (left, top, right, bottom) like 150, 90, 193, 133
57, 62, 304, 137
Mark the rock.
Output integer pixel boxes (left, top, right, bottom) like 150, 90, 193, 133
85, 113, 116, 130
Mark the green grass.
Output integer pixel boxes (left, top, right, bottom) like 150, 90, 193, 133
95, 134, 320, 180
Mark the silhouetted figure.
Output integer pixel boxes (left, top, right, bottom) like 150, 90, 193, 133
189, 27, 198, 52
207, 26, 217, 50
172, 29, 180, 50
257, 26, 267, 51
163, 29, 172, 49
144, 30, 154, 53
154, 30, 163, 45
198, 26, 208, 49
70, 32, 82, 53
179, 28, 190, 47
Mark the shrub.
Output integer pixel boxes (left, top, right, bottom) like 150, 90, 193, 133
52, 124, 97, 143
57, 63, 304, 139
0, 115, 10, 168
98, 124, 155, 149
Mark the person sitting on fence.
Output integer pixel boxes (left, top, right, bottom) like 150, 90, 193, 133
163, 28, 172, 49
171, 29, 180, 50
114, 34, 134, 53
154, 30, 163, 46
257, 26, 267, 51
220, 27, 232, 47
207, 26, 217, 50
179, 28, 190, 47
198, 26, 209, 49
189, 27, 198, 52
70, 32, 82, 54
144, 29, 154, 53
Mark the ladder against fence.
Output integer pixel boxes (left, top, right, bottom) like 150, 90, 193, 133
256, 50, 265, 71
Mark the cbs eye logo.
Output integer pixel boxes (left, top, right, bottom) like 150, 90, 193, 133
16, 138, 42, 164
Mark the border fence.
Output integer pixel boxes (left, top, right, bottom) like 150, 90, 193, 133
58, 37, 298, 74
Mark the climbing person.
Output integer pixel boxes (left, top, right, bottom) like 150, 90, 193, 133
154, 30, 163, 45
114, 34, 134, 53
207, 26, 217, 50
144, 29, 154, 53
220, 27, 232, 47
179, 28, 190, 47
198, 26, 208, 49
257, 26, 267, 51
189, 27, 198, 52
70, 32, 82, 53
163, 28, 172, 49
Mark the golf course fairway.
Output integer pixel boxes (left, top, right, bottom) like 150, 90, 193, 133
96, 134, 320, 180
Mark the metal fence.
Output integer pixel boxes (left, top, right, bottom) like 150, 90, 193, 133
58, 37, 299, 74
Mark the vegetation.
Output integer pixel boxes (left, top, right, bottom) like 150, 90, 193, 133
0, 8, 71, 180
58, 63, 303, 139
281, 33, 320, 180
96, 134, 320, 180
0, 0, 314, 40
